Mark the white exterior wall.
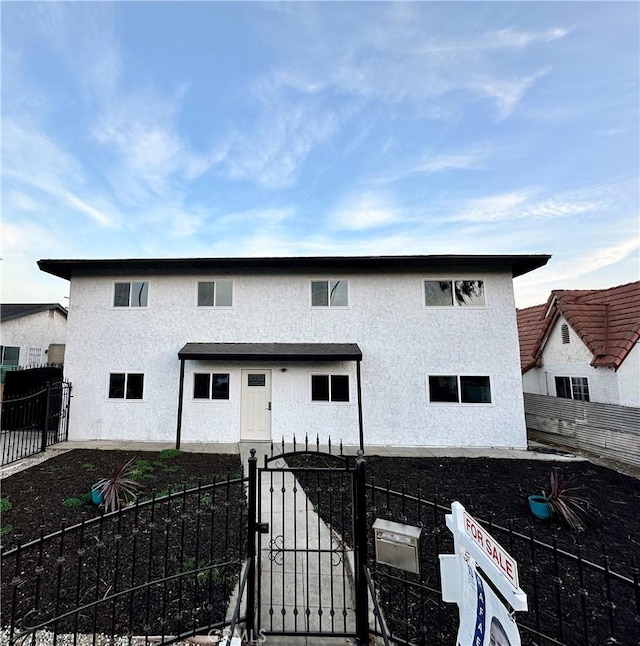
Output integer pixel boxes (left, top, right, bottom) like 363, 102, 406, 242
1, 309, 67, 366
64, 270, 527, 447
617, 342, 639, 407
529, 315, 624, 405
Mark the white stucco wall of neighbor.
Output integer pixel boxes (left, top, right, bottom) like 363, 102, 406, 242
537, 316, 626, 405
63, 270, 527, 448
617, 343, 639, 407
1, 309, 67, 366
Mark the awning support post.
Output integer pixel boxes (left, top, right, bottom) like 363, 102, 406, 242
176, 358, 185, 450
356, 359, 364, 452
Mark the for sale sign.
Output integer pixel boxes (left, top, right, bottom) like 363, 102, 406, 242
463, 511, 519, 589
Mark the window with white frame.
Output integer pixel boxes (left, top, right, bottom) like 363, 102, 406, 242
424, 280, 485, 307
311, 374, 350, 402
193, 373, 230, 399
555, 376, 590, 402
197, 281, 233, 307
108, 373, 144, 399
27, 347, 42, 368
0, 346, 20, 366
428, 375, 492, 404
114, 282, 148, 307
311, 280, 348, 307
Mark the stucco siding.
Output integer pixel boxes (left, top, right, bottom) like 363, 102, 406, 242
1, 309, 67, 366
617, 343, 639, 407
525, 315, 622, 405
64, 270, 527, 447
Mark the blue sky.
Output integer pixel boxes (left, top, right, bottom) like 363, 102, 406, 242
2, 1, 638, 308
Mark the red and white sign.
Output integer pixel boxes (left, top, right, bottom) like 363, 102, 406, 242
463, 511, 519, 589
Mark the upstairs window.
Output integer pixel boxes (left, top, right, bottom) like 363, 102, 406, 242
114, 282, 148, 307
109, 373, 144, 399
428, 375, 492, 404
311, 374, 350, 402
197, 281, 233, 307
193, 373, 230, 400
311, 280, 348, 307
561, 324, 570, 344
424, 280, 485, 307
555, 376, 590, 402
0, 346, 19, 366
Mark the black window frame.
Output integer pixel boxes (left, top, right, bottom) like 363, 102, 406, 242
311, 374, 350, 402
428, 375, 492, 404
193, 372, 230, 400
108, 372, 145, 400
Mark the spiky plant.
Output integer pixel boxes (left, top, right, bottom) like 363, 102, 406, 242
544, 468, 589, 530
93, 458, 142, 513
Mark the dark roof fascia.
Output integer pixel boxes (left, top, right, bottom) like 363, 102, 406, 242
38, 254, 550, 281
178, 343, 363, 362
1, 303, 68, 322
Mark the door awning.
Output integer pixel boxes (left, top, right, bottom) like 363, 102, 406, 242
178, 342, 363, 362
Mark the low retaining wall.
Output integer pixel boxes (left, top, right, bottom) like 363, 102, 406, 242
524, 392, 640, 468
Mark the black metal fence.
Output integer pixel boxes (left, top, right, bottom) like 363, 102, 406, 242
366, 480, 640, 646
1, 475, 247, 645
2, 443, 639, 645
0, 381, 71, 466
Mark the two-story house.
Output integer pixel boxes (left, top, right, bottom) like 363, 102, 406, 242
517, 281, 640, 407
38, 254, 549, 449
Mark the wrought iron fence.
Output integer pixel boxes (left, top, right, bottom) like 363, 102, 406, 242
366, 480, 640, 646
0, 381, 71, 466
1, 475, 247, 645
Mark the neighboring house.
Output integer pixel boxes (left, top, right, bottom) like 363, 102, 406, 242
517, 281, 640, 408
0, 303, 68, 378
38, 254, 549, 448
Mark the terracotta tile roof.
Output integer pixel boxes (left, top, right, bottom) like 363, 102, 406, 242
516, 304, 547, 372
517, 281, 640, 372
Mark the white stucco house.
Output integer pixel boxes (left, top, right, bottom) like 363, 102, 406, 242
517, 281, 640, 408
38, 254, 549, 449
0, 303, 68, 376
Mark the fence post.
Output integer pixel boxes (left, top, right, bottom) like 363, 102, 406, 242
41, 382, 52, 453
246, 448, 258, 641
354, 451, 369, 645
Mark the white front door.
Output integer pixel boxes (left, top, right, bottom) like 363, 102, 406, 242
240, 369, 272, 440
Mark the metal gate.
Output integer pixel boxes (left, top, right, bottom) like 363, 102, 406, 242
1, 380, 72, 466
244, 445, 369, 643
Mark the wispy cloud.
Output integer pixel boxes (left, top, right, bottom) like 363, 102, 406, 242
449, 188, 599, 223
330, 192, 402, 231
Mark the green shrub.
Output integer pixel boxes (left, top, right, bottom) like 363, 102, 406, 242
62, 496, 86, 508
1, 524, 12, 537
158, 448, 182, 460
0, 497, 12, 513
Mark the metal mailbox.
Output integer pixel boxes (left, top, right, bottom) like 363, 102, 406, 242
372, 518, 422, 574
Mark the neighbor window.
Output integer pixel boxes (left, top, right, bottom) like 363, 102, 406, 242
555, 376, 590, 402
428, 375, 492, 404
424, 280, 485, 307
197, 281, 233, 307
193, 373, 230, 400
27, 347, 42, 368
109, 373, 144, 399
311, 374, 350, 402
311, 280, 348, 307
0, 346, 20, 366
114, 282, 148, 307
